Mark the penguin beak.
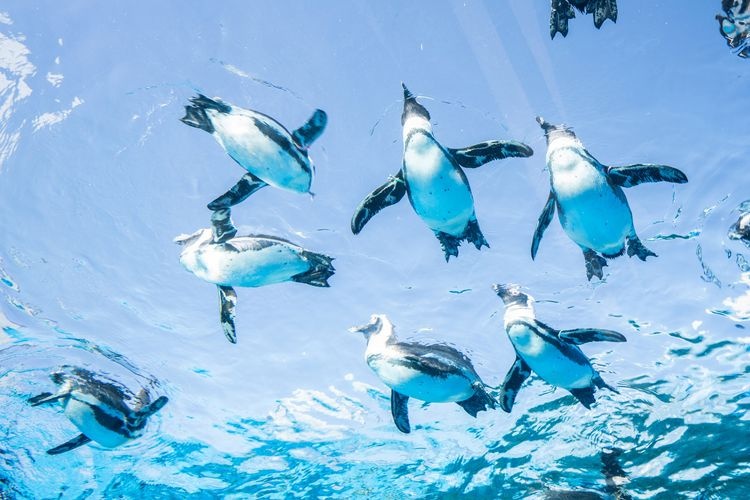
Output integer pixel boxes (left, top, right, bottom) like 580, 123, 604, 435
536, 116, 554, 133
348, 314, 383, 336
402, 82, 416, 102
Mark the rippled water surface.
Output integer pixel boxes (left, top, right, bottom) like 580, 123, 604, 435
1, 2, 749, 498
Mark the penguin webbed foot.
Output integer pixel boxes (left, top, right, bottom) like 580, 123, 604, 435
626, 235, 657, 261
291, 252, 335, 287
435, 232, 461, 261
583, 249, 607, 281
457, 383, 497, 417
586, 0, 618, 29
550, 0, 576, 39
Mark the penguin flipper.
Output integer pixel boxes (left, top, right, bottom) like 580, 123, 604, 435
569, 387, 596, 409
351, 171, 407, 234
606, 164, 687, 188
218, 285, 238, 344
550, 0, 576, 39
390, 390, 411, 433
499, 356, 532, 413
290, 252, 335, 287
531, 192, 556, 260
180, 94, 231, 133
586, 0, 618, 29
28, 391, 66, 406
292, 109, 328, 149
47, 434, 92, 455
448, 140, 533, 169
137, 396, 169, 418
207, 173, 268, 211
210, 208, 238, 244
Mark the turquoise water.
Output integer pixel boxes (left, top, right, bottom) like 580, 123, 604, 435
1, 2, 749, 498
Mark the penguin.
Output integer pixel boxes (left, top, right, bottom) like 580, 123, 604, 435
27, 366, 168, 455
175, 208, 334, 344
493, 284, 625, 410
350, 314, 497, 433
716, 0, 750, 58
351, 84, 533, 261
181, 94, 328, 242
531, 117, 688, 280
728, 202, 750, 244
549, 0, 618, 39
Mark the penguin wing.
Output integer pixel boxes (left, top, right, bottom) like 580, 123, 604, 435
390, 390, 411, 433
218, 285, 238, 344
137, 396, 169, 418
292, 109, 328, 149
531, 191, 557, 260
350, 171, 407, 234
448, 140, 534, 169
499, 356, 532, 413
606, 164, 688, 188
550, 0, 576, 39
47, 433, 92, 455
558, 328, 626, 345
207, 172, 268, 212
28, 391, 67, 406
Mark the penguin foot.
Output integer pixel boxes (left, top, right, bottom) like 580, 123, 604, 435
464, 218, 490, 251
626, 235, 657, 261
583, 249, 607, 281
550, 0, 576, 39
435, 231, 461, 262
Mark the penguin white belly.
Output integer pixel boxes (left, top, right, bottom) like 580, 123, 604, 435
551, 151, 633, 254
368, 355, 474, 402
404, 135, 475, 236
181, 242, 309, 287
508, 324, 593, 390
209, 111, 311, 193
64, 398, 129, 448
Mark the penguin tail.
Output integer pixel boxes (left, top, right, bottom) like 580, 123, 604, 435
594, 374, 619, 394
292, 252, 335, 287
180, 94, 231, 133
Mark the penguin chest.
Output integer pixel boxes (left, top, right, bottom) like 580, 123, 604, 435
63, 397, 130, 448
209, 111, 312, 193
550, 150, 634, 254
367, 353, 474, 403
403, 135, 475, 236
508, 324, 593, 390
181, 242, 309, 287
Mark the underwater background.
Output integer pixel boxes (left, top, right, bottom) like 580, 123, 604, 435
0, 1, 749, 498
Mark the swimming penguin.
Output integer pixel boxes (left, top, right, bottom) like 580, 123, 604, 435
27, 366, 168, 455
351, 84, 533, 261
549, 0, 617, 39
531, 117, 688, 280
175, 209, 334, 344
493, 284, 625, 410
181, 94, 328, 242
350, 314, 497, 433
728, 201, 750, 245
717, 0, 750, 58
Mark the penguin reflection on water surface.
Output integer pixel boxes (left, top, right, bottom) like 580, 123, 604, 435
27, 366, 168, 455
350, 314, 497, 433
181, 94, 327, 242
531, 117, 688, 280
351, 84, 533, 261
549, 0, 618, 39
493, 284, 625, 410
175, 210, 334, 344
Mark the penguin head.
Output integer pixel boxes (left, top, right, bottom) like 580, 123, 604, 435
349, 314, 393, 340
401, 83, 431, 126
536, 116, 577, 144
492, 283, 533, 308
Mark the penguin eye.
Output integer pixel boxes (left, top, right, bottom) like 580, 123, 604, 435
723, 19, 737, 35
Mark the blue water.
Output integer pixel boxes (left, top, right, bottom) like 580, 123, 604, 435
1, 2, 749, 498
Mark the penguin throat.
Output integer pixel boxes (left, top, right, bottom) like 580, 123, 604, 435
548, 135, 583, 152
365, 324, 395, 355
402, 116, 432, 142
504, 304, 535, 327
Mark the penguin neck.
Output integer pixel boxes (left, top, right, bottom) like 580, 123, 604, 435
504, 303, 536, 328
402, 115, 433, 143
546, 135, 583, 157
365, 322, 396, 356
